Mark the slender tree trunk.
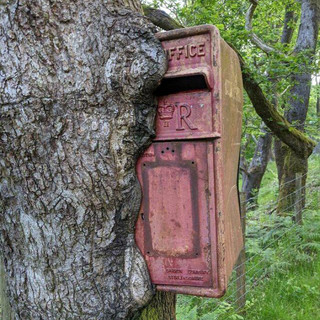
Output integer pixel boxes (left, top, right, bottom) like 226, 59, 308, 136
242, 123, 272, 207
239, 133, 251, 184
242, 66, 280, 207
281, 3, 298, 46
277, 0, 319, 213
317, 95, 320, 129
0, 0, 175, 319
274, 138, 287, 185
274, 2, 300, 202
316, 77, 320, 130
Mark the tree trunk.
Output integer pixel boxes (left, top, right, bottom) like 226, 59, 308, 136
316, 77, 320, 130
281, 3, 298, 46
274, 138, 286, 185
133, 292, 176, 320
242, 123, 272, 208
317, 93, 320, 130
274, 2, 299, 202
0, 255, 14, 320
277, 0, 319, 213
277, 146, 308, 213
0, 0, 172, 319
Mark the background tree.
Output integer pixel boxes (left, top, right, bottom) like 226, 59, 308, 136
317, 78, 320, 130
241, 123, 272, 207
271, 0, 319, 212
242, 1, 297, 207
0, 0, 176, 319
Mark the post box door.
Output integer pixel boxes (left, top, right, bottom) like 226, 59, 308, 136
135, 141, 218, 288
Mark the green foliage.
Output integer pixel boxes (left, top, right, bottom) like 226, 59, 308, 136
176, 157, 320, 319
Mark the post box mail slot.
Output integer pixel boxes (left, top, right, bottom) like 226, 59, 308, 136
135, 25, 243, 298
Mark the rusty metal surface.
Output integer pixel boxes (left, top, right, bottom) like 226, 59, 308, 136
154, 26, 220, 142
219, 38, 244, 281
156, 91, 220, 141
135, 141, 217, 288
135, 25, 243, 298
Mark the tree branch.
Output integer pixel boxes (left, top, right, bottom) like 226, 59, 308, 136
142, 6, 184, 30
245, 1, 276, 54
238, 53, 316, 158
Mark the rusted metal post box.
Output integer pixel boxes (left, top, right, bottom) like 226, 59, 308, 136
135, 25, 243, 298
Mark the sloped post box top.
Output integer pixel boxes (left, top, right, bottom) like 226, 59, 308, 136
156, 25, 221, 89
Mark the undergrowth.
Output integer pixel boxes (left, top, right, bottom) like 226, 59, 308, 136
176, 156, 320, 320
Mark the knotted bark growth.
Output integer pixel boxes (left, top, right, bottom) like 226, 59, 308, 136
0, 1, 166, 319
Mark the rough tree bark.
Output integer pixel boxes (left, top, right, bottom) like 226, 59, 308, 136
0, 255, 14, 320
0, 0, 171, 319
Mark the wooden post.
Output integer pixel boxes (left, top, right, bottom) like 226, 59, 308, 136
0, 255, 14, 320
236, 192, 246, 314
295, 173, 303, 225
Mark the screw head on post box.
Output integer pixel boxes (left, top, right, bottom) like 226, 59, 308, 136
135, 25, 244, 298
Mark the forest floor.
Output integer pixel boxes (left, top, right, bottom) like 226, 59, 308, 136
177, 156, 320, 320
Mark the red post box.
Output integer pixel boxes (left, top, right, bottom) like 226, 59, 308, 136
135, 25, 243, 298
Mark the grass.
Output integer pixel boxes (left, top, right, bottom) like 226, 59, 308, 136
176, 155, 320, 320
243, 210, 320, 320
245, 258, 320, 320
